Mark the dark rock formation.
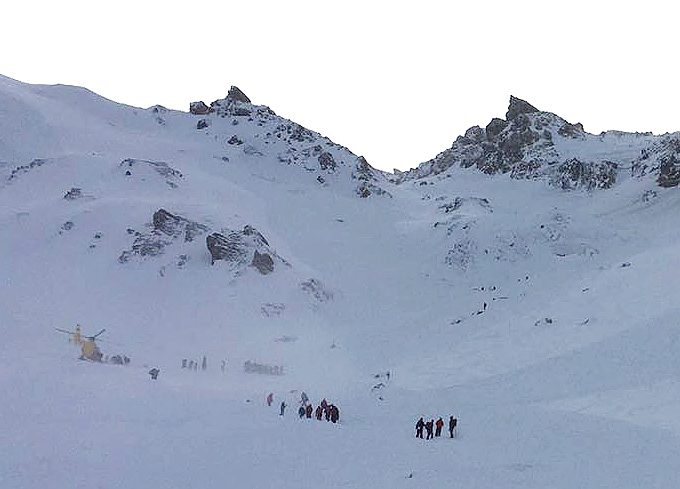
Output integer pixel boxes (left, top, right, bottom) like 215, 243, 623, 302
228, 135, 243, 145
506, 96, 539, 121
658, 155, 680, 188
227, 86, 251, 104
251, 250, 274, 275
318, 152, 336, 171
550, 159, 617, 190
189, 101, 211, 115
486, 118, 508, 140
196, 119, 210, 130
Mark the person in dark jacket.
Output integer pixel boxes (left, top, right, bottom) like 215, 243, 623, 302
306, 404, 313, 418
325, 405, 332, 422
425, 420, 434, 440
298, 405, 306, 418
415, 417, 425, 439
449, 416, 457, 438
280, 401, 286, 416
315, 405, 323, 420
330, 405, 339, 423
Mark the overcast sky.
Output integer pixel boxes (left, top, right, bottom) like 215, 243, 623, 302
3, 1, 678, 171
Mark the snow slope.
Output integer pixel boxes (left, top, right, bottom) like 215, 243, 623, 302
1, 74, 680, 488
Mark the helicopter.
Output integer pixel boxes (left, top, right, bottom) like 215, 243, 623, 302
55, 325, 105, 362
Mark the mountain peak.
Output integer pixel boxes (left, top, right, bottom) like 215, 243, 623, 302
506, 95, 539, 121
227, 86, 251, 104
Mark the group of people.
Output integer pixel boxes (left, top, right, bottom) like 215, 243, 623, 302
270, 392, 340, 424
415, 416, 457, 439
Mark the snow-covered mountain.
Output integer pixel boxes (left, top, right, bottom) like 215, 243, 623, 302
2, 74, 680, 489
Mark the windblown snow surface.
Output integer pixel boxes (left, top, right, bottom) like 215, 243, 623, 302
1, 74, 680, 488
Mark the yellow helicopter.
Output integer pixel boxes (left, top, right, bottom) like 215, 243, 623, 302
56, 325, 105, 362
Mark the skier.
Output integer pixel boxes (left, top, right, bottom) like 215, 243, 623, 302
330, 405, 339, 423
425, 420, 434, 440
298, 405, 306, 418
449, 416, 457, 438
305, 404, 313, 419
415, 417, 425, 439
148, 368, 160, 380
435, 417, 444, 437
315, 405, 323, 420
266, 393, 274, 406
279, 401, 286, 416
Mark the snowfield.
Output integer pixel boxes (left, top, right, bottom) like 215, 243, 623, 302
1, 73, 680, 488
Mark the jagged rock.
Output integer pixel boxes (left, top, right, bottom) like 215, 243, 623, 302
206, 232, 246, 265
558, 122, 585, 138
152, 209, 207, 241
63, 187, 83, 200
506, 96, 539, 121
228, 135, 243, 145
318, 152, 336, 171
227, 86, 251, 104
550, 159, 617, 190
242, 224, 269, 246
251, 250, 274, 275
658, 154, 680, 188
197, 119, 210, 130
189, 101, 211, 115
119, 209, 208, 263
486, 118, 508, 140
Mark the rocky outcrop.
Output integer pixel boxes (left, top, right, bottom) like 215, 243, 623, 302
352, 156, 391, 198
152, 209, 208, 241
226, 86, 251, 104
549, 159, 618, 191
206, 224, 284, 275
506, 95, 539, 121
119, 209, 208, 263
251, 250, 274, 275
633, 134, 680, 188
189, 101, 211, 115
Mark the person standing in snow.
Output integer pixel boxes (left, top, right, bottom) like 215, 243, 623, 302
415, 417, 425, 439
435, 417, 444, 437
280, 401, 286, 416
305, 404, 313, 418
315, 405, 323, 420
267, 393, 274, 406
330, 405, 339, 423
425, 420, 434, 440
300, 391, 309, 406
449, 416, 457, 438
298, 405, 306, 418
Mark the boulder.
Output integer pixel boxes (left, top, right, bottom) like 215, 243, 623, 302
227, 86, 251, 104
251, 250, 274, 275
196, 119, 210, 130
318, 152, 336, 171
189, 101, 211, 115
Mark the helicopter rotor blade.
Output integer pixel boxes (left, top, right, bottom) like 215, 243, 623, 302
92, 329, 106, 338
55, 328, 74, 334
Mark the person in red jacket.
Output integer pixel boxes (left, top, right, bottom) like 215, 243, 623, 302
435, 417, 444, 437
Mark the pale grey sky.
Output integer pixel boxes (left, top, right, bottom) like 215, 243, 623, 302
3, 0, 678, 171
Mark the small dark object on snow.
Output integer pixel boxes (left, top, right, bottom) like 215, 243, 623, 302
149, 368, 160, 380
